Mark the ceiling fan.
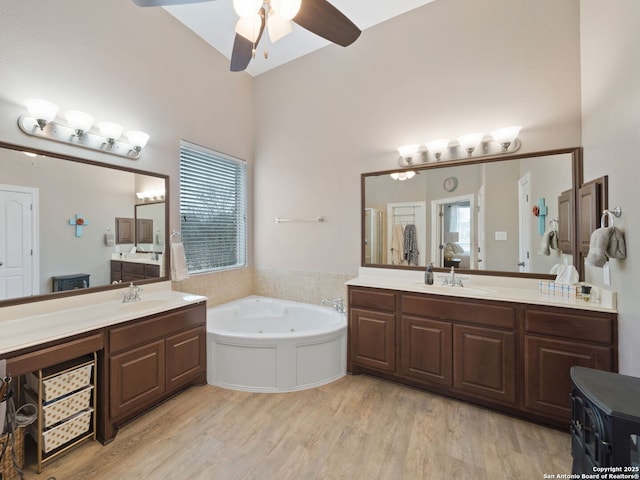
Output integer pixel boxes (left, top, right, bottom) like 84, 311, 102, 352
132, 0, 361, 72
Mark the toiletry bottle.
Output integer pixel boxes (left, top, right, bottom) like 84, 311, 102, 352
425, 262, 434, 285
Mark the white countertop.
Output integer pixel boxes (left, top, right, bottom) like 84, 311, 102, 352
346, 268, 617, 313
0, 282, 207, 355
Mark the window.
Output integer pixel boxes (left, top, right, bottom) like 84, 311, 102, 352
179, 141, 247, 274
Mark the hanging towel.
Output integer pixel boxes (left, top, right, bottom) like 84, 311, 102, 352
391, 224, 404, 265
549, 230, 559, 250
403, 224, 419, 266
586, 226, 627, 267
606, 227, 626, 259
538, 230, 552, 256
170, 242, 189, 281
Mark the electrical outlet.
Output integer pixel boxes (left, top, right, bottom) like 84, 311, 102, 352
603, 262, 611, 286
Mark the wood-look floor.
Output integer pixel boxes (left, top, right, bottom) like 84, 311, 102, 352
22, 375, 571, 480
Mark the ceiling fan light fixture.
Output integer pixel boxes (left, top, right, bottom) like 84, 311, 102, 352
235, 14, 262, 42
271, 0, 301, 20
267, 12, 292, 43
233, 0, 263, 18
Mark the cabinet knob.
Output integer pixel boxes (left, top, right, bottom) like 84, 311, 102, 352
517, 261, 525, 267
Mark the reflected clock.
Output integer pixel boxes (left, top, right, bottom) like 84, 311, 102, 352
443, 176, 458, 192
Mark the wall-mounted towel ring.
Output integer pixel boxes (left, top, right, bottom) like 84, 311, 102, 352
601, 206, 622, 228
170, 230, 182, 242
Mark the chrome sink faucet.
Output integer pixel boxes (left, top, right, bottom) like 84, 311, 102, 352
122, 282, 142, 303
321, 297, 345, 314
442, 266, 464, 287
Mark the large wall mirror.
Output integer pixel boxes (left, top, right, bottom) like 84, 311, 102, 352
362, 147, 582, 278
0, 141, 169, 306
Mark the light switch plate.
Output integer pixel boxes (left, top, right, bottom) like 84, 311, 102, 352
603, 262, 611, 286
495, 231, 508, 241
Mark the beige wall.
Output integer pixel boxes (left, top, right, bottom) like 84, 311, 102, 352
0, 0, 254, 304
253, 0, 581, 296
580, 0, 640, 375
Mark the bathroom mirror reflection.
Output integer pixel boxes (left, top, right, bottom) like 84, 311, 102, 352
0, 141, 169, 304
362, 148, 582, 277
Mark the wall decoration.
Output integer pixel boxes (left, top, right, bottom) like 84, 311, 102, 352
69, 214, 89, 237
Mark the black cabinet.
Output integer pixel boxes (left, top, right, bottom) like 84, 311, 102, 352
571, 366, 640, 473
52, 273, 90, 292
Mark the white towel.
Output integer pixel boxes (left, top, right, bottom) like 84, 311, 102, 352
586, 226, 626, 267
170, 242, 189, 281
390, 224, 405, 265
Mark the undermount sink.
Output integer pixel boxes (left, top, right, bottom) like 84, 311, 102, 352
414, 283, 497, 296
118, 299, 171, 312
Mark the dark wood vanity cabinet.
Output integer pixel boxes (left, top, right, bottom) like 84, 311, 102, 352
105, 303, 206, 436
111, 260, 161, 283
523, 306, 616, 424
348, 287, 397, 374
348, 285, 617, 429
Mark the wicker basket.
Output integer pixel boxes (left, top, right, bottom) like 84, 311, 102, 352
0, 427, 25, 480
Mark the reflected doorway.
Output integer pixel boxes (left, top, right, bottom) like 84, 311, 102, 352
431, 194, 475, 269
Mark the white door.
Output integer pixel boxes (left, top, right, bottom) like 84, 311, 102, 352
518, 174, 532, 273
0, 185, 39, 300
477, 185, 485, 270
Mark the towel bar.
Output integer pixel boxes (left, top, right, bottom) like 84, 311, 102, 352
274, 216, 325, 223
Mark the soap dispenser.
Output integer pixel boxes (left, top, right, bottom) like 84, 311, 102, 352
425, 262, 434, 285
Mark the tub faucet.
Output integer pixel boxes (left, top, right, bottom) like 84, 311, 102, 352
122, 282, 142, 303
321, 297, 345, 314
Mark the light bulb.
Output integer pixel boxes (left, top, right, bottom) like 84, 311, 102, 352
65, 110, 94, 138
272, 0, 301, 20
98, 121, 123, 147
267, 12, 292, 43
25, 99, 59, 129
425, 138, 450, 161
233, 0, 262, 18
236, 14, 262, 42
126, 130, 150, 151
457, 133, 485, 156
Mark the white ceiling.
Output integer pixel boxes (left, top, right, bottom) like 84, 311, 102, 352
163, 0, 436, 76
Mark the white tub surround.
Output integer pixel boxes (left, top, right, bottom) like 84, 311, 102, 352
0, 281, 207, 355
207, 296, 347, 393
347, 267, 617, 313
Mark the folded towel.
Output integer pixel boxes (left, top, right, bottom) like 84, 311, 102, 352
586, 226, 627, 267
170, 242, 189, 281
538, 230, 552, 256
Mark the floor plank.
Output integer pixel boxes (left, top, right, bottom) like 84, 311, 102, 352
22, 375, 572, 479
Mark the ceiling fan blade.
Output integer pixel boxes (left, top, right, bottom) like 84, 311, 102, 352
293, 0, 361, 47
132, 0, 213, 7
230, 13, 266, 72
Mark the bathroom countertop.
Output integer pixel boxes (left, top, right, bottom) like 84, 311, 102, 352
0, 282, 207, 355
346, 268, 617, 313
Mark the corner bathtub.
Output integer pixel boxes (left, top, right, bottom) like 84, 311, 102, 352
206, 296, 347, 393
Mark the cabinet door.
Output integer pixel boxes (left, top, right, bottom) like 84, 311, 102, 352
453, 325, 516, 405
401, 315, 452, 386
349, 308, 396, 373
524, 335, 612, 422
578, 181, 601, 255
115, 217, 135, 244
558, 189, 573, 254
136, 218, 154, 244
109, 339, 165, 420
166, 327, 206, 392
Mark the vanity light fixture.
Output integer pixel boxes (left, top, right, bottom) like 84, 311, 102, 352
457, 132, 485, 157
390, 171, 416, 181
18, 99, 150, 159
397, 126, 522, 167
491, 126, 522, 152
424, 138, 450, 162
25, 99, 59, 130
136, 190, 165, 201
65, 110, 94, 140
397, 144, 420, 165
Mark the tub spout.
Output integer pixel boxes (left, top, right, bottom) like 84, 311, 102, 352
321, 297, 345, 314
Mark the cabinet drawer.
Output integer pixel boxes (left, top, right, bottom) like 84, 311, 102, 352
402, 294, 516, 329
109, 303, 205, 354
25, 386, 93, 428
38, 409, 93, 453
26, 363, 93, 402
349, 287, 396, 312
524, 308, 614, 344
122, 262, 145, 275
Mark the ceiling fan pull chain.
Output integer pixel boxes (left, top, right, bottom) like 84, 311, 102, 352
264, 48, 269, 59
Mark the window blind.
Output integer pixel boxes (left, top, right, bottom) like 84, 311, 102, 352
179, 141, 247, 273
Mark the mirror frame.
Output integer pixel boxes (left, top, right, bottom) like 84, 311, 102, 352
361, 146, 583, 280
0, 140, 171, 307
